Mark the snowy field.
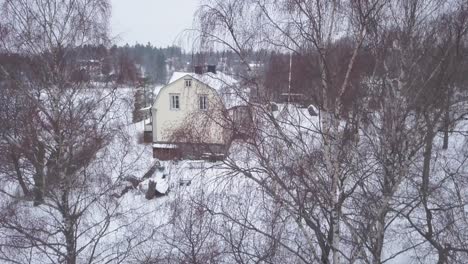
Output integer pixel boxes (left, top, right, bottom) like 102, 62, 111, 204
93, 87, 468, 263
1, 85, 467, 263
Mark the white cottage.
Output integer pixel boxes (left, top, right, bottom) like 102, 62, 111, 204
150, 68, 241, 160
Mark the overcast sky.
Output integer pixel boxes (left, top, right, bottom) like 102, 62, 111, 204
111, 0, 199, 48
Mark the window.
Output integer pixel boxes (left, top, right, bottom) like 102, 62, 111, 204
185, 79, 192, 87
199, 95, 208, 110
170, 94, 180, 110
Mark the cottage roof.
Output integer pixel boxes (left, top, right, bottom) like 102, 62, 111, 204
169, 71, 237, 91
165, 71, 248, 109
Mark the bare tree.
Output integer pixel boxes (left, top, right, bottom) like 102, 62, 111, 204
195, 1, 468, 264
0, 1, 152, 263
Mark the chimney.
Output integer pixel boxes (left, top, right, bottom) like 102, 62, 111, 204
194, 65, 203, 74
207, 65, 217, 74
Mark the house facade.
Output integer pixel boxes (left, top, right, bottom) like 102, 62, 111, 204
151, 68, 239, 160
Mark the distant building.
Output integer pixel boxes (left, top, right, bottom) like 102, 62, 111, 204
149, 66, 247, 161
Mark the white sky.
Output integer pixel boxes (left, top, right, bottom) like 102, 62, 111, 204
110, 0, 199, 47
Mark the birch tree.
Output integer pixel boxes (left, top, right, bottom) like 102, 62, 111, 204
197, 1, 387, 263
196, 0, 468, 263
0, 1, 150, 263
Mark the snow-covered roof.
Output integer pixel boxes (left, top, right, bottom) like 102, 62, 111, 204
169, 71, 237, 91
153, 85, 163, 97
139, 106, 151, 111
153, 143, 178, 149
167, 71, 248, 109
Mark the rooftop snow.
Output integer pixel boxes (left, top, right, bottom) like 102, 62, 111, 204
165, 71, 248, 109
168, 71, 237, 92
153, 85, 163, 97
139, 106, 151, 111
153, 143, 178, 149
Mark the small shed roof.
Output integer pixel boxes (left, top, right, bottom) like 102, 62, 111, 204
153, 143, 178, 149
139, 106, 152, 111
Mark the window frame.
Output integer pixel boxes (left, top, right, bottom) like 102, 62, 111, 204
184, 79, 192, 88
170, 94, 180, 110
199, 95, 208, 110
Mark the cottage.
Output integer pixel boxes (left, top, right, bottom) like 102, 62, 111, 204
150, 66, 244, 160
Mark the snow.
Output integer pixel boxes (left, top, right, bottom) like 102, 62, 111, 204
168, 71, 237, 92
139, 174, 169, 194
155, 179, 169, 193
3, 84, 468, 263
166, 71, 248, 109
153, 84, 163, 97
139, 106, 151, 111
153, 143, 177, 149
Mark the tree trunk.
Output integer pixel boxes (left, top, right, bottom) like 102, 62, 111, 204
10, 150, 29, 197
442, 89, 450, 150
32, 169, 45, 206
62, 189, 77, 264
437, 248, 449, 264
64, 220, 77, 264
323, 113, 341, 264
422, 128, 439, 260
331, 203, 341, 264
32, 143, 46, 206
372, 209, 387, 264
422, 131, 434, 207
321, 246, 330, 264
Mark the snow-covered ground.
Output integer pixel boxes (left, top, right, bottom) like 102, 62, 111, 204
2, 85, 467, 263
111, 91, 468, 263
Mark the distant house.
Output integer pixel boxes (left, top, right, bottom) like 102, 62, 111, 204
150, 66, 247, 161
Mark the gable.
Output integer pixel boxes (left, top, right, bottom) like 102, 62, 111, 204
152, 76, 221, 110
153, 71, 245, 110
168, 72, 237, 92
